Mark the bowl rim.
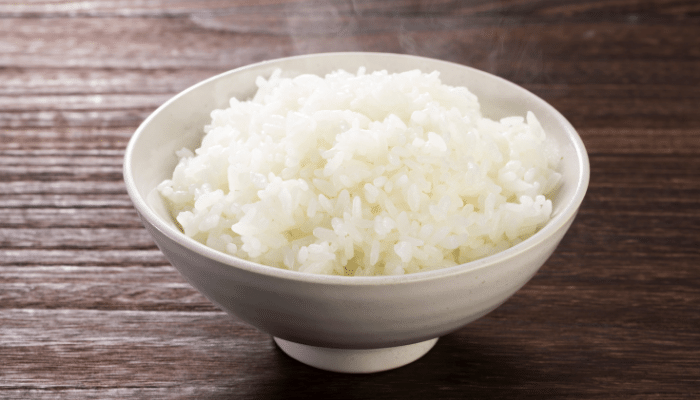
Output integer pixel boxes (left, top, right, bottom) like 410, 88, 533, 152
124, 51, 590, 286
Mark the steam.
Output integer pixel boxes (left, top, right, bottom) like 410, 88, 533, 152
188, 1, 552, 87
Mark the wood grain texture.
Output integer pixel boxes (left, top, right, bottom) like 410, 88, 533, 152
1, 0, 699, 398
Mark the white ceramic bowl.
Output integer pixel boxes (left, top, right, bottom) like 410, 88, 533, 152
124, 52, 589, 373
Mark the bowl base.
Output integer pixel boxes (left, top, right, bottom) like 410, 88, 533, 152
273, 337, 438, 373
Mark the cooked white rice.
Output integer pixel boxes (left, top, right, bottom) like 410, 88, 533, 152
158, 68, 562, 276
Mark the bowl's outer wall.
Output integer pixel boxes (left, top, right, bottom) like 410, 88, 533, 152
142, 209, 575, 349
126, 52, 589, 349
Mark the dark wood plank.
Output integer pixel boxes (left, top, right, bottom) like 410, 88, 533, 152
0, 266, 213, 311
0, 207, 142, 228
0, 308, 697, 398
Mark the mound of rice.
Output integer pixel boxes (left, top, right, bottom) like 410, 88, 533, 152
157, 68, 562, 276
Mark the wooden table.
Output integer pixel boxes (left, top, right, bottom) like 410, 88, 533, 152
2, 1, 698, 398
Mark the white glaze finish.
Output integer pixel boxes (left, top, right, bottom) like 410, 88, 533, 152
124, 53, 589, 369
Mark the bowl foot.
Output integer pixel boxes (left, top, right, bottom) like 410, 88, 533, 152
273, 337, 438, 373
